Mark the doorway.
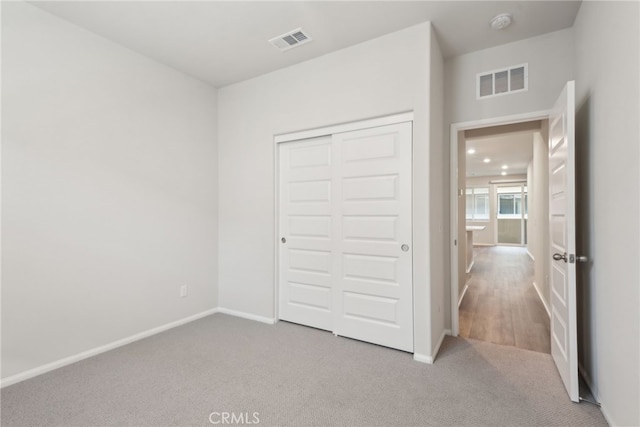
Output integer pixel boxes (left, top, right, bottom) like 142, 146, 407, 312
451, 115, 551, 354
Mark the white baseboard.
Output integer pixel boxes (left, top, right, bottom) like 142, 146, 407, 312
465, 260, 475, 274
414, 329, 451, 364
216, 307, 276, 325
576, 362, 616, 425
0, 308, 219, 389
532, 281, 551, 318
458, 284, 469, 307
578, 367, 615, 426
597, 402, 616, 427
413, 353, 433, 364
432, 329, 451, 362
526, 250, 535, 261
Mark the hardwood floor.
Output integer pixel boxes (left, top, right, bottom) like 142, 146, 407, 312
459, 245, 551, 353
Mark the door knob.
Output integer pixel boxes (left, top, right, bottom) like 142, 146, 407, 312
281, 237, 286, 244
553, 252, 567, 262
401, 244, 410, 252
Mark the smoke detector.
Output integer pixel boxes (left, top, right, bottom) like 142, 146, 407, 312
490, 13, 512, 30
269, 28, 313, 51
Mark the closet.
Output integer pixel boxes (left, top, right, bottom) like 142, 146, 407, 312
277, 118, 414, 352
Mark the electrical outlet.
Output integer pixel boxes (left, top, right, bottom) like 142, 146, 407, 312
180, 285, 188, 298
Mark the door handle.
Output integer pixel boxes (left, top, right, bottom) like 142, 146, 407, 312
553, 252, 567, 262
553, 253, 588, 263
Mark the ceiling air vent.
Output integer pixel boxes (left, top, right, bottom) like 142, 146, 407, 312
477, 63, 528, 99
269, 28, 312, 52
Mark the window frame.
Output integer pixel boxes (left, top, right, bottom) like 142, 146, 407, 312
496, 185, 528, 220
465, 186, 490, 222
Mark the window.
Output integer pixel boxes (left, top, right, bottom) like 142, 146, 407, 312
466, 187, 489, 220
497, 186, 528, 219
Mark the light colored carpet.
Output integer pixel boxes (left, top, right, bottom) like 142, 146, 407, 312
1, 314, 606, 426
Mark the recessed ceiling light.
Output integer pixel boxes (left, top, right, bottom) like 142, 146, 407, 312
467, 148, 476, 154
501, 171, 507, 176
490, 13, 512, 31
483, 158, 491, 163
502, 165, 509, 170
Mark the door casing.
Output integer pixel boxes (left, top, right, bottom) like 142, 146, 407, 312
449, 110, 551, 336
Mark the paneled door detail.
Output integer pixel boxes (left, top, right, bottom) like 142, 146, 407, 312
548, 81, 579, 402
278, 122, 413, 352
279, 136, 334, 331
333, 123, 413, 352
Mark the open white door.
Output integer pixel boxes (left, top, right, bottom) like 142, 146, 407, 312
548, 80, 580, 402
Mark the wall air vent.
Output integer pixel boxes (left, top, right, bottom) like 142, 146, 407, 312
477, 63, 528, 99
269, 28, 312, 52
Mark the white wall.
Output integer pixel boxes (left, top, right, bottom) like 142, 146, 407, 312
445, 28, 575, 124
573, 2, 640, 425
457, 132, 467, 300
444, 27, 574, 330
445, 8, 639, 423
1, 2, 219, 380
526, 161, 534, 256
428, 26, 446, 354
218, 23, 437, 358
530, 130, 550, 315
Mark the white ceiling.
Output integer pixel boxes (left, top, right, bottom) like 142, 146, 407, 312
29, 1, 582, 88
465, 129, 536, 178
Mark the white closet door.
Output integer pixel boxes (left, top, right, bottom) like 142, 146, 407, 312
333, 122, 413, 352
278, 136, 334, 331
278, 121, 413, 352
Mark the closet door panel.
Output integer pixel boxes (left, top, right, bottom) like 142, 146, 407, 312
278, 136, 333, 331
278, 121, 414, 353
333, 122, 414, 352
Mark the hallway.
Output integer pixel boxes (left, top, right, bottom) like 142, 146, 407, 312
459, 246, 550, 353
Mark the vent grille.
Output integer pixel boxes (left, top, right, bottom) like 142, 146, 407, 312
269, 28, 312, 51
477, 64, 528, 99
